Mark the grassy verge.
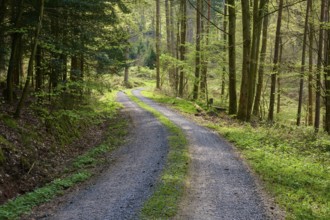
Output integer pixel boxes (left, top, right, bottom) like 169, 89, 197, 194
127, 90, 189, 219
142, 90, 330, 220
0, 91, 128, 220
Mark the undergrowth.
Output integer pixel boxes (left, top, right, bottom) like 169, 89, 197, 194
127, 90, 189, 219
0, 87, 128, 219
143, 90, 330, 220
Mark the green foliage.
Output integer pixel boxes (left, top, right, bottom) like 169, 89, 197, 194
127, 91, 189, 219
0, 171, 91, 220
142, 90, 198, 114
0, 115, 18, 129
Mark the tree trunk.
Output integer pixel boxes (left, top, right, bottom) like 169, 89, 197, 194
156, 0, 161, 89
277, 39, 283, 114
221, 1, 227, 98
237, 0, 251, 121
193, 0, 201, 100
169, 0, 177, 93
0, 0, 8, 76
15, 0, 45, 118
248, 0, 267, 119
268, 0, 283, 123
179, 0, 187, 97
308, 0, 314, 126
35, 45, 42, 91
253, 1, 269, 117
6, 0, 24, 103
228, 0, 237, 115
325, 29, 330, 133
315, 0, 326, 132
297, 0, 311, 126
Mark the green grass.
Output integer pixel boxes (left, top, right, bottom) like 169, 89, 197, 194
127, 91, 189, 219
142, 90, 330, 220
0, 171, 91, 220
0, 91, 128, 219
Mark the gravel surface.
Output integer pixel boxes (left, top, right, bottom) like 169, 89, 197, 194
132, 89, 273, 220
43, 91, 169, 220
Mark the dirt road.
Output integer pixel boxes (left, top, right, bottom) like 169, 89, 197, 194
132, 89, 272, 220
42, 91, 169, 219
34, 90, 278, 220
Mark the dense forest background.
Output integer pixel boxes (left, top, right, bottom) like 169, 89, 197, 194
0, 0, 329, 219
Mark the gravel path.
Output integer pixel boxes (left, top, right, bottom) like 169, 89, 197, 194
132, 89, 270, 220
43, 91, 169, 220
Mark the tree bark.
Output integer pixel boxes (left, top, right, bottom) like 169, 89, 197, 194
248, 0, 267, 119
297, 0, 311, 126
228, 0, 237, 115
193, 0, 201, 100
308, 0, 314, 126
0, 0, 8, 76
315, 0, 326, 132
253, 1, 269, 117
6, 0, 24, 103
156, 0, 161, 89
268, 0, 283, 123
179, 0, 187, 97
15, 0, 45, 118
237, 0, 251, 120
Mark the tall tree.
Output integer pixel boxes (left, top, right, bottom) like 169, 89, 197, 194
193, 0, 201, 100
179, 0, 187, 97
308, 0, 314, 126
315, 0, 326, 132
15, 0, 45, 118
247, 0, 267, 119
228, 0, 237, 115
6, 0, 24, 103
237, 0, 251, 120
268, 0, 284, 122
297, 0, 311, 126
253, 1, 269, 117
156, 0, 161, 89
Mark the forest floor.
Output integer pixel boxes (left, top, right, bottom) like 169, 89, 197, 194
23, 89, 283, 219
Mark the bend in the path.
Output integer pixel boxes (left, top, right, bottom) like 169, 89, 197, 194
132, 89, 269, 220
44, 91, 168, 220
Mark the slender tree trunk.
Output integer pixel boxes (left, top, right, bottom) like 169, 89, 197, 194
268, 0, 283, 123
228, 0, 237, 115
6, 0, 24, 103
297, 0, 311, 126
200, 0, 211, 103
193, 0, 201, 100
237, 0, 251, 120
35, 45, 42, 91
124, 48, 129, 85
169, 0, 177, 93
315, 0, 326, 132
0, 0, 8, 76
221, 1, 227, 97
156, 0, 161, 89
277, 39, 283, 114
308, 0, 314, 126
248, 0, 267, 119
325, 30, 330, 133
253, 1, 269, 117
15, 0, 45, 118
179, 0, 187, 97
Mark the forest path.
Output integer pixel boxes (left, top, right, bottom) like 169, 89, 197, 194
132, 89, 270, 220
40, 91, 169, 220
